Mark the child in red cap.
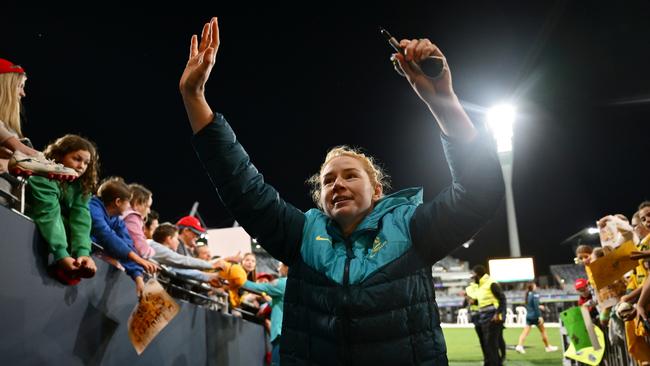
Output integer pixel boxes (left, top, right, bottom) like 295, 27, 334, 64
575, 278, 590, 303
175, 215, 206, 256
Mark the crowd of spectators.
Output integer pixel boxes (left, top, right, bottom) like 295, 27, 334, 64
0, 56, 284, 364
570, 202, 650, 364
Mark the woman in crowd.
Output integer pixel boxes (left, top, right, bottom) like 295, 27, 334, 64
0, 58, 77, 181
180, 18, 503, 364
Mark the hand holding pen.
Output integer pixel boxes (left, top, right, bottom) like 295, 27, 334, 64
380, 27, 457, 106
380, 28, 445, 79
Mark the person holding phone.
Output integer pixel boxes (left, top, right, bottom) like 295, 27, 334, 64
180, 17, 504, 365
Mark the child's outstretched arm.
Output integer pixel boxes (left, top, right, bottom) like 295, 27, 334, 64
69, 188, 95, 277
28, 176, 72, 262
135, 275, 145, 298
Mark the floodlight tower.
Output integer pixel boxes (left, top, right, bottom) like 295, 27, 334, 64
488, 104, 521, 257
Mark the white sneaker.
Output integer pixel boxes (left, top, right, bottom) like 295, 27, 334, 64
545, 345, 558, 352
515, 345, 526, 354
9, 150, 78, 181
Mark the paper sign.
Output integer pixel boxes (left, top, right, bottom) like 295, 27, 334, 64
599, 215, 633, 248
585, 240, 637, 290
563, 324, 605, 365
128, 278, 180, 355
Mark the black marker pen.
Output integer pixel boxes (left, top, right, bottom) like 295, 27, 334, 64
380, 27, 444, 79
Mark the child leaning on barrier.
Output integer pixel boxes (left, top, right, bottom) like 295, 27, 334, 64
148, 222, 220, 271
143, 209, 159, 240
28, 135, 100, 285
89, 177, 158, 297
121, 183, 156, 259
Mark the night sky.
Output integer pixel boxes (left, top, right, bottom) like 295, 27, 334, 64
3, 3, 650, 275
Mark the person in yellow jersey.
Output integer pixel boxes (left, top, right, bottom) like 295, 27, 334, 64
632, 206, 650, 324
620, 268, 650, 363
622, 208, 650, 307
472, 265, 507, 366
616, 205, 650, 364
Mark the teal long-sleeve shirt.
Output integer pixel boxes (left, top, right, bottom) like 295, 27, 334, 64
28, 176, 92, 261
243, 277, 287, 342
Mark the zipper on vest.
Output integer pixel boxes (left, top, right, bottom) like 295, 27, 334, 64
342, 239, 354, 365
343, 239, 354, 286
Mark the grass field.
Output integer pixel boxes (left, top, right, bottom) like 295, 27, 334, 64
443, 327, 563, 366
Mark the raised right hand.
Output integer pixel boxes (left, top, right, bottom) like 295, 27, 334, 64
179, 17, 219, 97
393, 39, 453, 104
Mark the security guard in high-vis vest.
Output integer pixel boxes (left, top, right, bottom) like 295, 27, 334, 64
472, 265, 507, 366
466, 282, 480, 314
465, 282, 486, 360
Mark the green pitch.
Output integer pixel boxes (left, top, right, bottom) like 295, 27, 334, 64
443, 327, 563, 366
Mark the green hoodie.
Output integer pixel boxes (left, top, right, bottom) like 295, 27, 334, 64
28, 176, 92, 261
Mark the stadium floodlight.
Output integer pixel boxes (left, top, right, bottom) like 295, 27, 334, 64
487, 104, 516, 153
487, 103, 520, 257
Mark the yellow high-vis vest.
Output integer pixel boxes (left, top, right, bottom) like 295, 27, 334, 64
465, 282, 480, 311
477, 274, 499, 309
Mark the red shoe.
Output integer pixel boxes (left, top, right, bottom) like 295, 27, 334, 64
50, 266, 81, 286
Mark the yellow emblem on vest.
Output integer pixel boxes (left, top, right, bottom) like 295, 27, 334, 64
316, 235, 331, 243
370, 237, 387, 257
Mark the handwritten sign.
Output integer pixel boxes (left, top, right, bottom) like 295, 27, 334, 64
128, 278, 180, 355
585, 240, 637, 290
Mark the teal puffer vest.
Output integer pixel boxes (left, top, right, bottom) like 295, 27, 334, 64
280, 189, 449, 365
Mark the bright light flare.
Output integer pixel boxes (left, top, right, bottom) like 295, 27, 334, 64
487, 104, 516, 153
